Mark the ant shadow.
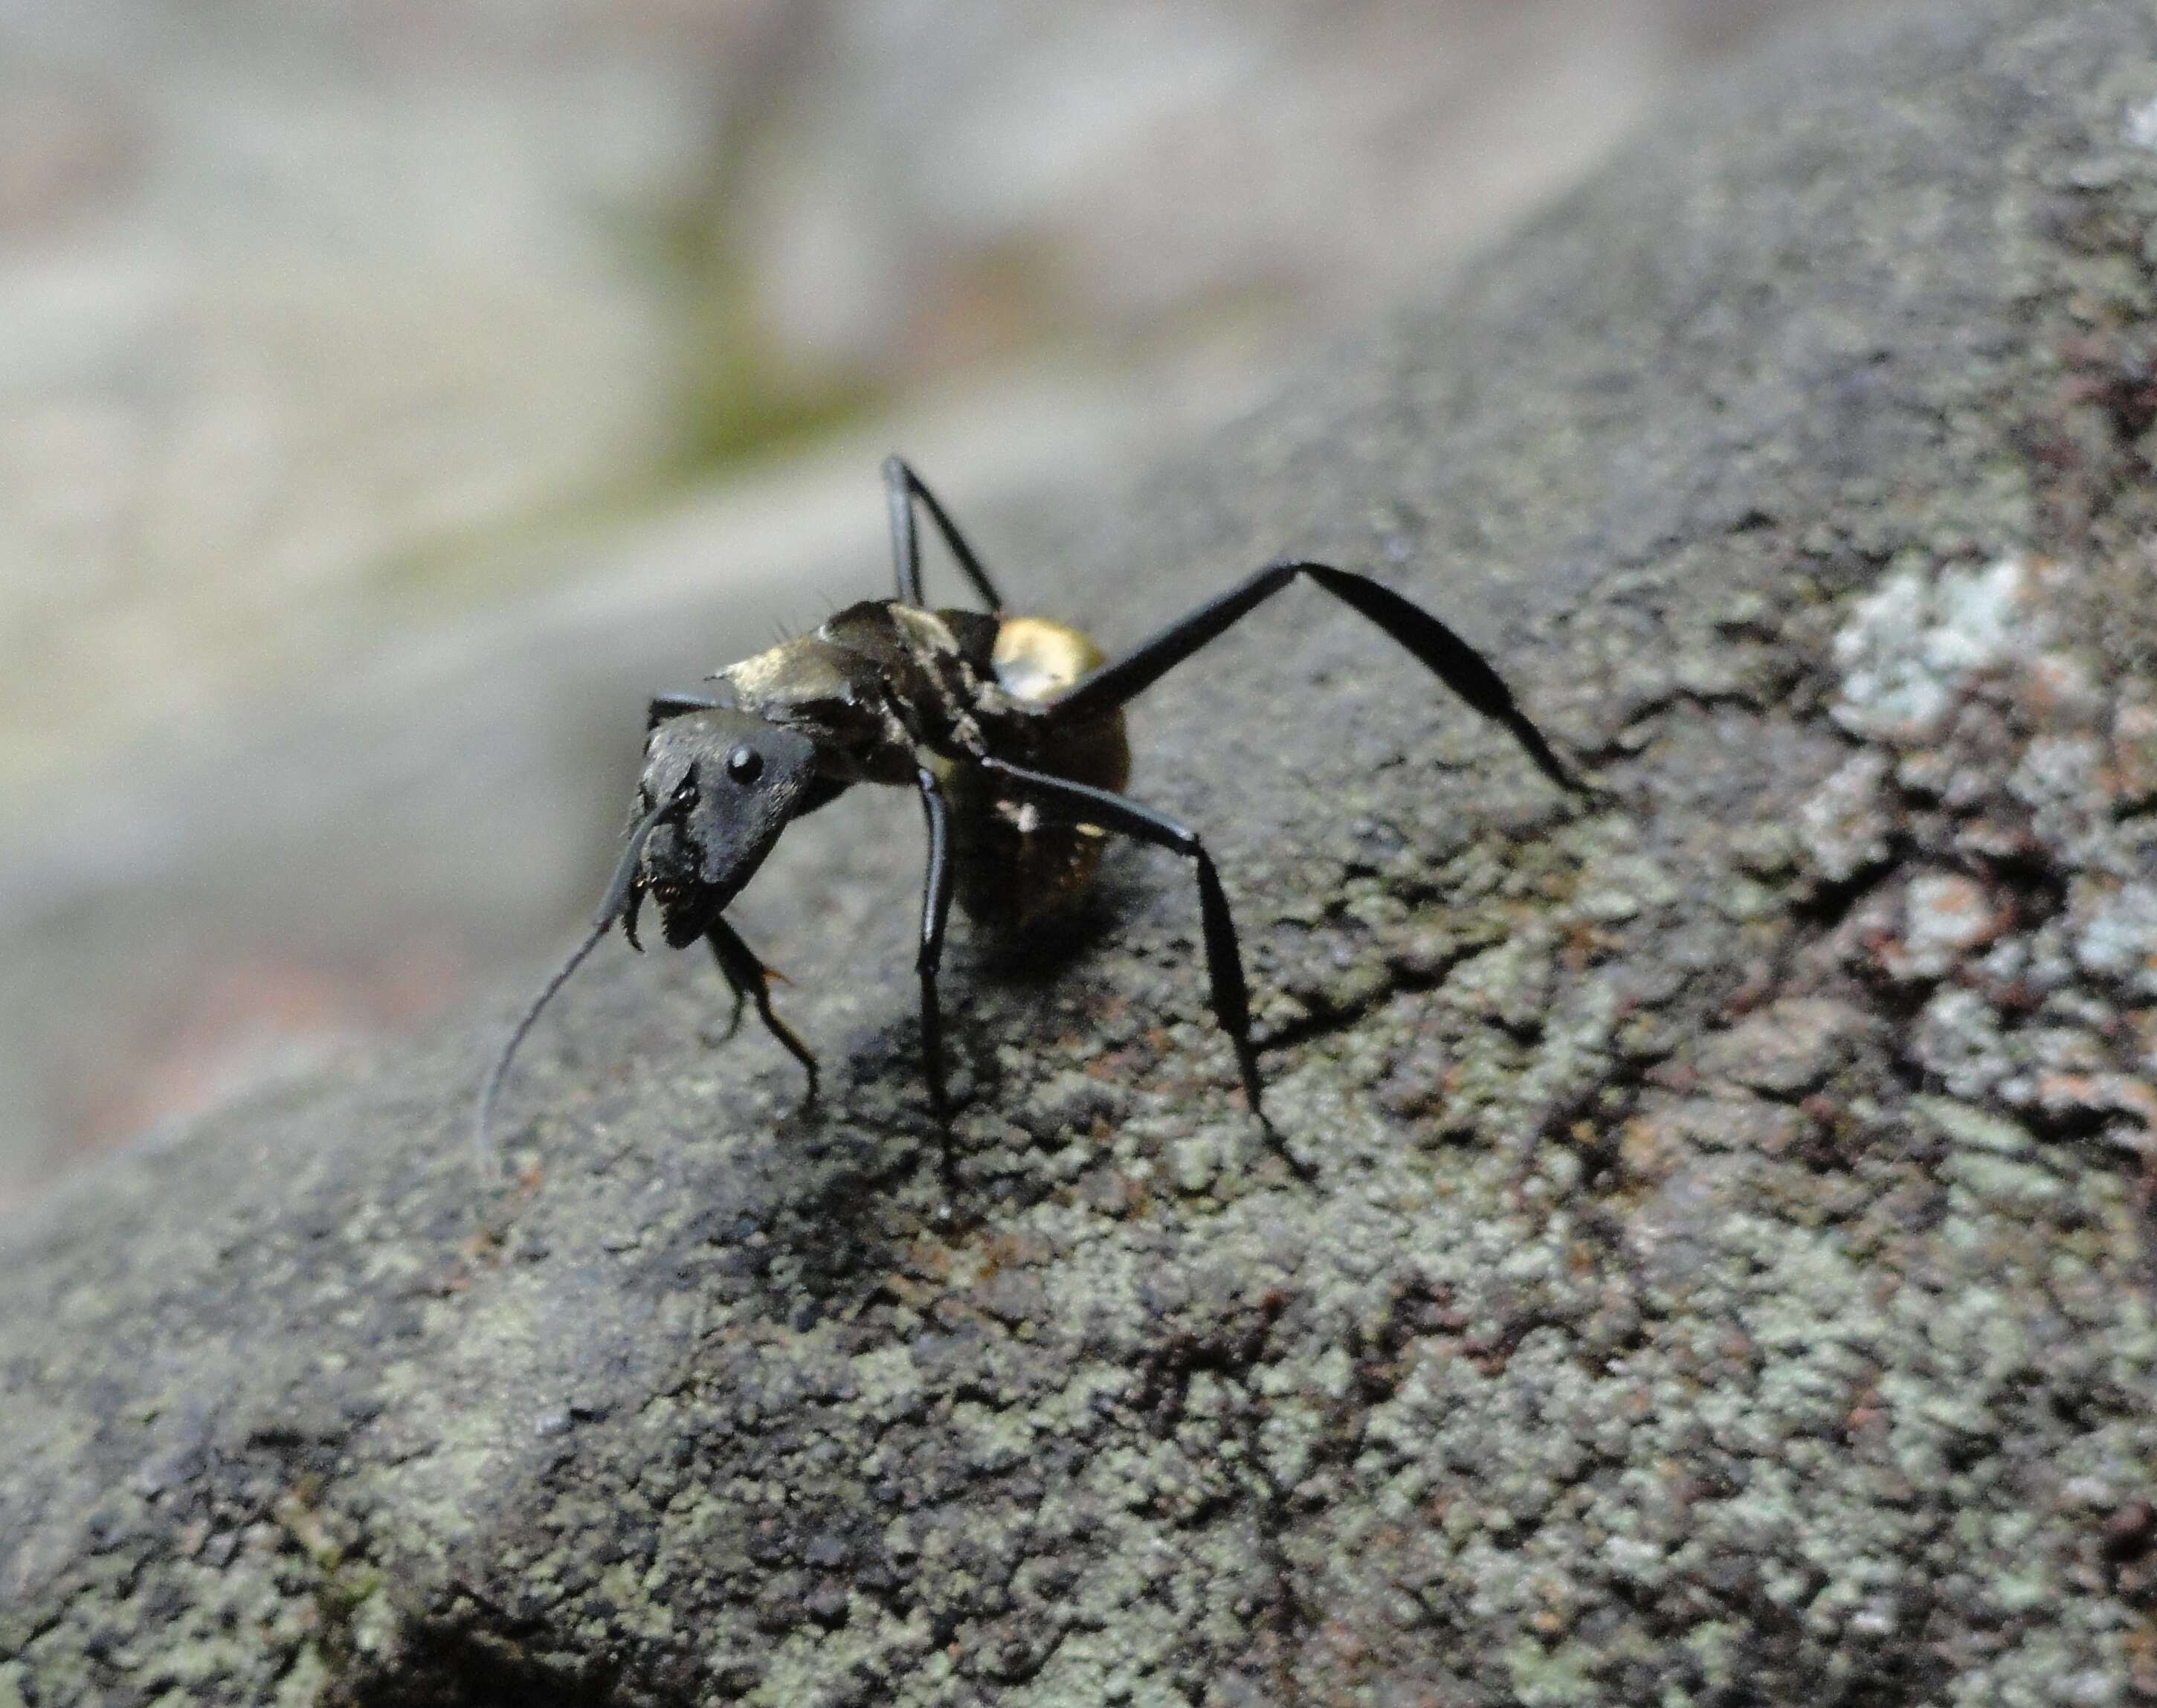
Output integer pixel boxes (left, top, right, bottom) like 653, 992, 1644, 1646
961, 843, 1154, 993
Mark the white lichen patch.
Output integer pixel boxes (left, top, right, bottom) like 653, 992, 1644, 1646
1830, 556, 2046, 746
2074, 881, 2157, 997
1900, 871, 2003, 975
1908, 987, 2013, 1100
1796, 749, 1898, 884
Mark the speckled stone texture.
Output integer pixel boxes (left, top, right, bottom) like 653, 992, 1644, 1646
8, 1, 2157, 1702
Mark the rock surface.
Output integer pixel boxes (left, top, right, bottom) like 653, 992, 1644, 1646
7, 1, 2157, 1702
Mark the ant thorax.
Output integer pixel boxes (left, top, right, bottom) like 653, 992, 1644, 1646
713, 599, 1132, 925
714, 600, 1021, 782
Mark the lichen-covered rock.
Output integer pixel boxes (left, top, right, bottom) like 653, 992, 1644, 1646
8, 1, 2157, 1702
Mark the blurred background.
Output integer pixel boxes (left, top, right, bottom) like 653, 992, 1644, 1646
0, 0, 1844, 1211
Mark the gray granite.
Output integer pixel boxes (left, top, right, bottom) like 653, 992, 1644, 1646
7, 1, 2157, 1701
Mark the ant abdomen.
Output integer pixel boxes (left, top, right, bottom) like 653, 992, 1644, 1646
944, 616, 1131, 933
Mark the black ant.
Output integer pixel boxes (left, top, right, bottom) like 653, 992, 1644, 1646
476, 458, 1582, 1174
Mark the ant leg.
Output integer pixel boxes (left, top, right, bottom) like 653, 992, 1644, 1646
1046, 560, 1582, 794
974, 757, 1300, 1166
706, 917, 819, 1099
648, 692, 719, 731
716, 982, 747, 1044
884, 455, 1005, 613
915, 766, 957, 1124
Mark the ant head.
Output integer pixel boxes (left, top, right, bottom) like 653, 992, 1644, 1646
474, 706, 823, 1172
632, 710, 821, 948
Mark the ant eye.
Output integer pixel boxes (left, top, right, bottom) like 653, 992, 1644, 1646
726, 746, 764, 784
670, 778, 698, 807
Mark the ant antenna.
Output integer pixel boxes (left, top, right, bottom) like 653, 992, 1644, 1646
472, 916, 613, 1180
472, 796, 676, 1180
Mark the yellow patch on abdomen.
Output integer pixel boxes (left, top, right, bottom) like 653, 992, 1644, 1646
991, 617, 1110, 702
953, 616, 1132, 932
